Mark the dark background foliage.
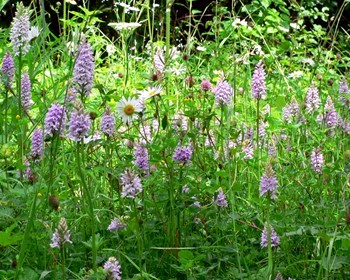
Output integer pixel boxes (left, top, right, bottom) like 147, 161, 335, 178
1, 0, 348, 38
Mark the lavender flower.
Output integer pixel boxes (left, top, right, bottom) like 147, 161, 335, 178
200, 80, 212, 91
205, 131, 216, 147
23, 159, 35, 182
154, 47, 165, 73
215, 189, 228, 208
73, 40, 95, 96
260, 161, 278, 199
68, 100, 91, 142
65, 87, 77, 103
182, 185, 190, 193
140, 124, 151, 142
1, 52, 15, 87
10, 3, 31, 56
103, 257, 122, 280
21, 71, 33, 113
311, 147, 323, 173
268, 143, 277, 157
242, 141, 254, 159
213, 79, 233, 106
339, 78, 349, 105
185, 75, 195, 87
30, 128, 43, 162
258, 121, 267, 146
191, 196, 201, 208
324, 96, 337, 128
261, 224, 280, 248
120, 169, 143, 199
44, 103, 67, 137
251, 60, 267, 99
305, 85, 320, 113
101, 106, 115, 137
282, 97, 300, 123
50, 217, 72, 250
173, 145, 192, 165
172, 110, 187, 132
134, 143, 149, 172
107, 218, 126, 232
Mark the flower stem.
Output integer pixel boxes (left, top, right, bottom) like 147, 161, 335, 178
76, 142, 96, 271
15, 193, 38, 279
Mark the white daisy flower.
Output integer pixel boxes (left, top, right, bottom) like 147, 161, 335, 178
302, 58, 315, 66
138, 85, 162, 100
196, 46, 206, 52
106, 44, 116, 55
288, 71, 303, 79
232, 18, 248, 28
116, 97, 143, 125
109, 22, 141, 31
290, 23, 300, 29
28, 26, 39, 41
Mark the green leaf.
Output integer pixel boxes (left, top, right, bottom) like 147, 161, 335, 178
0, 0, 10, 12
261, 0, 272, 9
39, 271, 52, 280
161, 115, 168, 130
0, 224, 23, 247
321, 255, 348, 271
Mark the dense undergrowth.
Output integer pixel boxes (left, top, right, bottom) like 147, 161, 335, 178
0, 1, 350, 279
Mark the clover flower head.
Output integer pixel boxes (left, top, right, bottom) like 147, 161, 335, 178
201, 79, 212, 91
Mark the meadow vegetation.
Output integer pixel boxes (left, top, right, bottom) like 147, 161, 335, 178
0, 0, 350, 279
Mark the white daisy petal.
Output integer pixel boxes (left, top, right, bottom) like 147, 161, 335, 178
116, 97, 143, 125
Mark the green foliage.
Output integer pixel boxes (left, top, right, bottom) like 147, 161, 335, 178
0, 0, 350, 279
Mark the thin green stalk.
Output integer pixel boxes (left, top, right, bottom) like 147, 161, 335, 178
4, 89, 8, 142
256, 98, 261, 180
17, 53, 23, 180
165, 0, 172, 93
15, 193, 38, 279
61, 246, 66, 280
76, 142, 97, 271
267, 222, 273, 279
177, 167, 184, 247
63, 0, 66, 38
133, 200, 144, 277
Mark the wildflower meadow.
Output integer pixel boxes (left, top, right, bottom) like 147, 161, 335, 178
1, 0, 350, 279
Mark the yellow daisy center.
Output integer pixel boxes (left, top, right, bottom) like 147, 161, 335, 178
149, 90, 156, 96
124, 104, 135, 116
